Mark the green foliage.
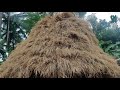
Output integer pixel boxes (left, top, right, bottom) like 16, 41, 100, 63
0, 39, 7, 60
21, 12, 46, 34
77, 12, 86, 18
1, 12, 27, 57
0, 61, 3, 65
0, 12, 46, 61
87, 13, 120, 59
110, 15, 118, 23
98, 29, 120, 43
99, 40, 112, 51
100, 41, 120, 59
86, 14, 98, 33
97, 19, 110, 31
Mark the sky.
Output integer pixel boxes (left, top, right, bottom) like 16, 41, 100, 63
86, 12, 120, 22
85, 12, 120, 27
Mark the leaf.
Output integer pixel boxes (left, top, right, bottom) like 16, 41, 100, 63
105, 44, 116, 52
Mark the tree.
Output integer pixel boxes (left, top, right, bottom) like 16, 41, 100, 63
0, 12, 28, 60
48, 12, 87, 18
77, 12, 86, 18
86, 13, 98, 34
0, 12, 6, 61
110, 15, 118, 23
109, 15, 118, 30
6, 12, 10, 50
0, 12, 2, 32
20, 12, 46, 34
0, 12, 46, 61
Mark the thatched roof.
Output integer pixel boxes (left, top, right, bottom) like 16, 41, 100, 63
0, 12, 120, 78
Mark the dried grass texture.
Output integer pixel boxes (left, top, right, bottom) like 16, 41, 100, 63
0, 12, 120, 78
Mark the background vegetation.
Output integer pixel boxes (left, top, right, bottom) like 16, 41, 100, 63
0, 12, 120, 64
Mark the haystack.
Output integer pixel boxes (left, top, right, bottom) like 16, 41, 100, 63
0, 12, 120, 78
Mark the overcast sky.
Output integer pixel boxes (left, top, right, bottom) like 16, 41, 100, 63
86, 12, 120, 22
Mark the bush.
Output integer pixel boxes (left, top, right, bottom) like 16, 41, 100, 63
0, 61, 3, 65
98, 29, 120, 43
99, 41, 120, 59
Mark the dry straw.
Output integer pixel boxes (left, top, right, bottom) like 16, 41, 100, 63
0, 12, 120, 78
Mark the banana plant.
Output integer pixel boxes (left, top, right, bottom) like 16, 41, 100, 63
99, 40, 120, 59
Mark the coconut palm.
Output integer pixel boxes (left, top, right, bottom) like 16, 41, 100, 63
0, 12, 27, 60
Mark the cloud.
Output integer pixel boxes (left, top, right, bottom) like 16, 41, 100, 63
86, 12, 120, 22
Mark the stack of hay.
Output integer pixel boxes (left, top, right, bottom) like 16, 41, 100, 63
0, 12, 120, 78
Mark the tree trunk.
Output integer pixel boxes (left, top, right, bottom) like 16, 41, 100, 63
7, 12, 10, 49
0, 12, 3, 38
